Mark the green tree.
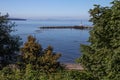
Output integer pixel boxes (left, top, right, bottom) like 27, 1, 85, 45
78, 0, 120, 80
0, 13, 20, 68
21, 35, 42, 66
39, 46, 61, 73
21, 35, 61, 72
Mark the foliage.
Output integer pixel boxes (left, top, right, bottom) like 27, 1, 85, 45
0, 66, 94, 80
77, 0, 120, 80
0, 13, 21, 68
21, 35, 42, 65
20, 35, 61, 73
38, 45, 61, 73
0, 65, 23, 80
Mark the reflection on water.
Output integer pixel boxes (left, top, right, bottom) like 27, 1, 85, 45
12, 20, 90, 63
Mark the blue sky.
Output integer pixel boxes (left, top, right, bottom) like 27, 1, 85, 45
0, 0, 112, 20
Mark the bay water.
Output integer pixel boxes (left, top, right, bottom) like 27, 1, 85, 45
12, 20, 91, 63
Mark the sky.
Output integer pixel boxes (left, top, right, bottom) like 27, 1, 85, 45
0, 0, 112, 20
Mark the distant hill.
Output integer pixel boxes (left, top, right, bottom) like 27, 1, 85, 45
8, 18, 27, 21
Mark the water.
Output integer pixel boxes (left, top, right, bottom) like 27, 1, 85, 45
12, 20, 90, 63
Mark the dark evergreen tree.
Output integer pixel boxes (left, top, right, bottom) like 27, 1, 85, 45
78, 0, 120, 80
0, 13, 21, 68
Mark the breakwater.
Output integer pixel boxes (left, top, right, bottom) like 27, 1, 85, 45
40, 26, 92, 30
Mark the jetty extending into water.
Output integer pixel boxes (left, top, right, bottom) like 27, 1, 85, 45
40, 26, 92, 30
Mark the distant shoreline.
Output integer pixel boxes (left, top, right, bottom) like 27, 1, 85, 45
8, 18, 27, 21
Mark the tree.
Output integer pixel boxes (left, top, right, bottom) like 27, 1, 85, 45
39, 45, 61, 73
77, 0, 120, 80
0, 13, 21, 68
21, 35, 42, 65
21, 35, 61, 72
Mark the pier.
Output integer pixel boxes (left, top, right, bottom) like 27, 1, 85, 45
40, 26, 92, 30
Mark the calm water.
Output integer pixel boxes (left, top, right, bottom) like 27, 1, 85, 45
12, 20, 90, 63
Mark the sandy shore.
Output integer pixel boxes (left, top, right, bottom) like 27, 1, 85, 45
62, 63, 84, 70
